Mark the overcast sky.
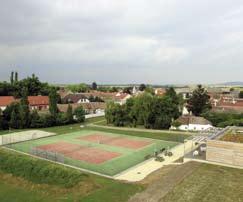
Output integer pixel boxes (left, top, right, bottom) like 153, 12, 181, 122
1, 0, 243, 84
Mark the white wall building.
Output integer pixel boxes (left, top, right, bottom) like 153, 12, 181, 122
171, 115, 213, 131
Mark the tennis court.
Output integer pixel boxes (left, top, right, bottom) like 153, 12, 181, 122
7, 130, 178, 176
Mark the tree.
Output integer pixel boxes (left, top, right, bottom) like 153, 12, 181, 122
165, 87, 184, 115
92, 82, 97, 90
144, 86, 154, 95
19, 88, 30, 128
49, 88, 58, 118
10, 71, 14, 85
123, 87, 133, 94
139, 84, 146, 91
9, 105, 21, 129
29, 110, 42, 128
74, 106, 85, 123
67, 83, 89, 93
0, 108, 3, 130
187, 85, 212, 116
66, 104, 73, 123
15, 72, 18, 83
239, 91, 243, 98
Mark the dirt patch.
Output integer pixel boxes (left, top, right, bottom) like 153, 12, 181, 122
128, 162, 201, 202
78, 134, 152, 149
36, 141, 121, 164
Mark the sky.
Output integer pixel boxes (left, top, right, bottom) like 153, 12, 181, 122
1, 0, 243, 85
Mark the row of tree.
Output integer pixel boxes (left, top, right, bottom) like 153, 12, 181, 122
0, 72, 52, 97
105, 88, 183, 129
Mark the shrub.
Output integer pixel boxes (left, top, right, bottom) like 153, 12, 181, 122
0, 148, 88, 188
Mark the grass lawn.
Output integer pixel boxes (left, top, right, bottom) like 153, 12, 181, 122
161, 164, 243, 202
9, 130, 177, 176
0, 116, 105, 136
0, 170, 143, 202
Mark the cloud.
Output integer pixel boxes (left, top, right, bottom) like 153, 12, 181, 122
1, 0, 243, 84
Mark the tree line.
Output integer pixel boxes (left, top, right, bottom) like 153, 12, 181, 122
0, 73, 86, 130
105, 88, 183, 129
0, 72, 52, 97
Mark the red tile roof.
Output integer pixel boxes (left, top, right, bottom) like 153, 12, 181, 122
0, 96, 16, 107
28, 96, 49, 106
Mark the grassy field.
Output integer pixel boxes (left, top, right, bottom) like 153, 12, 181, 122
0, 175, 143, 202
9, 130, 177, 176
0, 116, 105, 136
161, 163, 243, 202
220, 129, 243, 143
0, 166, 143, 202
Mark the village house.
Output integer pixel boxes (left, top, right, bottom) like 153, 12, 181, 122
113, 92, 131, 105
28, 96, 49, 110
62, 94, 90, 104
0, 96, 49, 111
172, 115, 213, 131
58, 102, 106, 114
154, 88, 166, 96
211, 96, 243, 113
0, 96, 16, 110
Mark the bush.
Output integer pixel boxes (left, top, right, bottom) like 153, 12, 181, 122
0, 148, 88, 188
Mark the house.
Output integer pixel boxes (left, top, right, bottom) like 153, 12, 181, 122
172, 115, 213, 131
28, 96, 49, 110
62, 94, 90, 104
211, 96, 243, 113
113, 92, 131, 105
0, 96, 16, 110
58, 102, 106, 114
0, 96, 49, 111
154, 88, 166, 96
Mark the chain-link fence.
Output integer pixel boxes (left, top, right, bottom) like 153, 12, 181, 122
30, 147, 65, 163
1, 130, 56, 146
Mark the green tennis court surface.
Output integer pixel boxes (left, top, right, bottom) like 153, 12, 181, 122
8, 130, 178, 176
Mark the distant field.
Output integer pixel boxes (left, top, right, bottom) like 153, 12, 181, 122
161, 164, 243, 202
8, 130, 177, 176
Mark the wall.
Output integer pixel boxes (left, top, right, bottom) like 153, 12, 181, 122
206, 140, 243, 167
178, 124, 212, 131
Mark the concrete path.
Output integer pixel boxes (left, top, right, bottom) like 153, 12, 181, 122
114, 140, 196, 182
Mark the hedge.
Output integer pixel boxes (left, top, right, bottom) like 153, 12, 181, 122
0, 148, 88, 188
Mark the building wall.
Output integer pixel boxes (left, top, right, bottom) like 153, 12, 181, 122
206, 140, 243, 167
0, 106, 6, 111
178, 124, 212, 131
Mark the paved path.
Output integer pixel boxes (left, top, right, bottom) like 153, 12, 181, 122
114, 140, 197, 182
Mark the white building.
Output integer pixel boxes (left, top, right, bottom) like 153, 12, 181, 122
171, 115, 213, 131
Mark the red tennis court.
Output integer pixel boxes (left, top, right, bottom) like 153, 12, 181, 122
78, 134, 152, 149
36, 141, 121, 164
